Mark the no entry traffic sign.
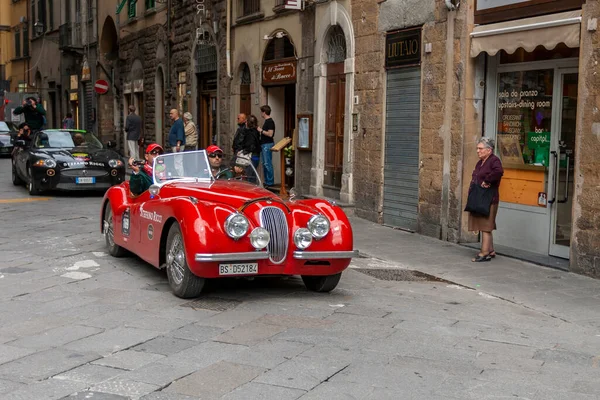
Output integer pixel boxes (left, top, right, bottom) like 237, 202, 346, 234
94, 80, 109, 95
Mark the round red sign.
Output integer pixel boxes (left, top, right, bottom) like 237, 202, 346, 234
94, 80, 109, 95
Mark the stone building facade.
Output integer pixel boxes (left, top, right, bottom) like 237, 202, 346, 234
351, 0, 600, 278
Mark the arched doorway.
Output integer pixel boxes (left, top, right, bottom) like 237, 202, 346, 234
324, 25, 346, 191
195, 43, 218, 149
312, 2, 355, 203
262, 32, 297, 189
239, 63, 251, 116
124, 59, 144, 154
155, 66, 165, 148
99, 16, 119, 143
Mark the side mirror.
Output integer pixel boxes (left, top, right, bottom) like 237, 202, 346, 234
15, 139, 26, 147
106, 140, 117, 149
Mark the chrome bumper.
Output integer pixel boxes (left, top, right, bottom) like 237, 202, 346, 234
195, 251, 270, 262
293, 250, 359, 260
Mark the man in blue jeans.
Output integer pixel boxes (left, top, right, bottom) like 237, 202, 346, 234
257, 105, 275, 187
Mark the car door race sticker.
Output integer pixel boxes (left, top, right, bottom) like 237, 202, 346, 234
122, 208, 130, 236
147, 224, 154, 240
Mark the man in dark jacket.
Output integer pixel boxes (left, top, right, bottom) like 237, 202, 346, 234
13, 97, 46, 130
125, 105, 142, 159
128, 143, 164, 196
232, 113, 247, 155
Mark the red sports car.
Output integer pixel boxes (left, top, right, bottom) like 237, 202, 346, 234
100, 150, 357, 298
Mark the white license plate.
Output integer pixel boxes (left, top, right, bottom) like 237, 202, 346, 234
219, 263, 258, 276
76, 177, 95, 184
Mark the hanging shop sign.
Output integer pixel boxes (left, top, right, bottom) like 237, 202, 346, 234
385, 28, 421, 69
81, 59, 91, 82
262, 60, 297, 86
474, 0, 584, 24
123, 82, 132, 94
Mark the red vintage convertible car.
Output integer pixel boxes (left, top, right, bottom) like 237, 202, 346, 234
100, 150, 357, 298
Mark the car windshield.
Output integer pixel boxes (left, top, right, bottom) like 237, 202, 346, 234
152, 150, 262, 186
34, 130, 103, 149
0, 122, 17, 132
152, 150, 213, 184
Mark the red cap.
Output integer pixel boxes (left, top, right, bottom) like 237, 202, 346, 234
206, 145, 223, 154
145, 143, 164, 154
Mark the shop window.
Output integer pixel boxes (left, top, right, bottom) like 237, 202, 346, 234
496, 69, 553, 168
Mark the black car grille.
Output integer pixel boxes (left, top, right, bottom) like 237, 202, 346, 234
61, 169, 109, 177
260, 206, 288, 264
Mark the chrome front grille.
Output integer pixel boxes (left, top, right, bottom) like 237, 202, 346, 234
259, 206, 289, 264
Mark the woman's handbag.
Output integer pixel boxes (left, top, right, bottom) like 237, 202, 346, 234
464, 182, 494, 217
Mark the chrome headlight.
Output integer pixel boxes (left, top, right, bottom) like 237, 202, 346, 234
307, 215, 330, 240
224, 213, 249, 240
149, 185, 160, 196
108, 159, 124, 168
294, 228, 313, 250
249, 227, 270, 250
34, 159, 56, 168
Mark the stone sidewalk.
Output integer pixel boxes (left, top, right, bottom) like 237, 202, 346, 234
350, 217, 600, 329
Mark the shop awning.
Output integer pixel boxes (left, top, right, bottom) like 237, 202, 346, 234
470, 10, 582, 58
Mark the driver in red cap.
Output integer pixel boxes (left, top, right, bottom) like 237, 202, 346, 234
128, 143, 164, 195
206, 144, 232, 179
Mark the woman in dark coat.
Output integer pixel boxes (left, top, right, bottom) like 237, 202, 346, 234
468, 137, 504, 262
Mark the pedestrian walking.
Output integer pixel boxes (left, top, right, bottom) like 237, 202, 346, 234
257, 105, 275, 187
125, 105, 142, 159
232, 113, 247, 155
183, 112, 198, 151
467, 137, 504, 262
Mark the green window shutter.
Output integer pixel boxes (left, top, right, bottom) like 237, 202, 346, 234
128, 0, 137, 18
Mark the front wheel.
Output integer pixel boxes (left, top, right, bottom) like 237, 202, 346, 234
28, 167, 41, 195
302, 273, 342, 292
103, 202, 127, 257
12, 164, 23, 186
165, 223, 205, 298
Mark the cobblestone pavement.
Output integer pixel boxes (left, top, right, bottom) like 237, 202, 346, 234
1, 157, 600, 400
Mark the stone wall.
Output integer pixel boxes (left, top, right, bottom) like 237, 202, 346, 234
418, 1, 467, 241
295, 6, 316, 196
352, 0, 385, 222
571, 0, 600, 277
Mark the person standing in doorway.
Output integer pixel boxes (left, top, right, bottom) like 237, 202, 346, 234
125, 105, 142, 160
168, 109, 186, 175
232, 113, 247, 156
183, 112, 198, 151
62, 113, 75, 129
257, 105, 275, 187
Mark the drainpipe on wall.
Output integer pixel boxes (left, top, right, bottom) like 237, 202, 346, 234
226, 0, 231, 78
167, 0, 172, 98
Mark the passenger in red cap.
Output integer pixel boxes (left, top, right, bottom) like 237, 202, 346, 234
128, 143, 164, 195
206, 145, 231, 179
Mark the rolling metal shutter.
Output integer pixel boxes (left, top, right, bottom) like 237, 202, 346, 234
383, 67, 421, 231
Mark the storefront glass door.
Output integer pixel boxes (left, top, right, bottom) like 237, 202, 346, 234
549, 71, 578, 259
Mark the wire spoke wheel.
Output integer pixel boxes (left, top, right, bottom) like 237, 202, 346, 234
165, 223, 205, 298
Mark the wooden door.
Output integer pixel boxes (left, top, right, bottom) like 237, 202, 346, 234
324, 62, 345, 188
240, 84, 251, 116
199, 93, 217, 149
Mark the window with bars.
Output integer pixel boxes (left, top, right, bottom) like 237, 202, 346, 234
14, 29, 21, 58
263, 36, 296, 61
241, 0, 260, 16
146, 0, 156, 10
128, 0, 137, 18
23, 26, 29, 56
